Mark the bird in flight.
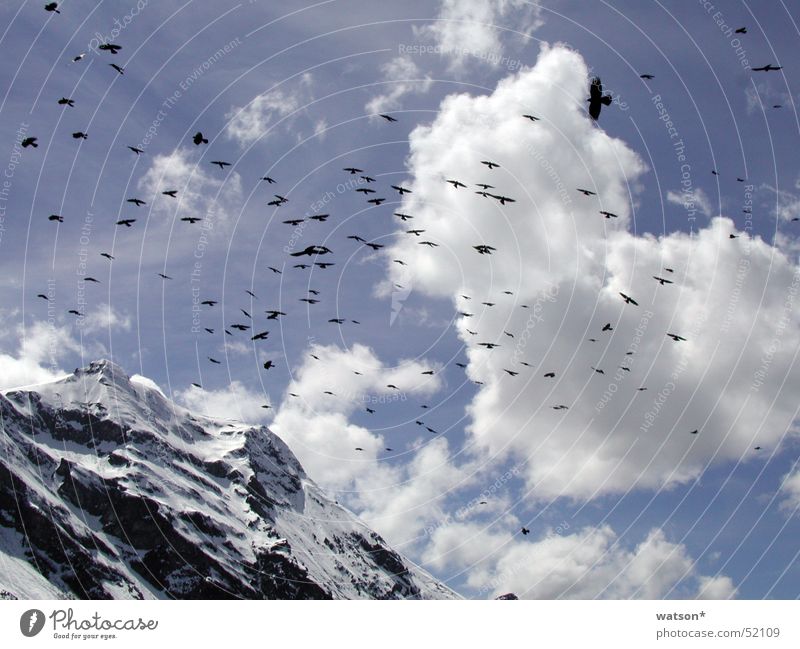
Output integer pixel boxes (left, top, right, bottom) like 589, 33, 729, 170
48, 214, 63, 222
193, 132, 208, 145
619, 292, 638, 306
45, 2, 60, 13
367, 198, 386, 206
446, 179, 467, 188
162, 190, 178, 197
57, 97, 75, 107
261, 176, 276, 184
291, 245, 331, 257
98, 43, 122, 54
22, 137, 38, 148
653, 276, 673, 285
210, 160, 231, 169
394, 212, 413, 221
116, 219, 136, 227
109, 63, 124, 75
481, 160, 500, 169
343, 167, 363, 174
666, 333, 687, 342
522, 114, 540, 121
577, 188, 597, 196
127, 198, 146, 206
180, 217, 202, 224
599, 211, 618, 219
752, 64, 782, 71
391, 185, 412, 195
268, 195, 288, 206
473, 245, 496, 255
640, 74, 654, 79
128, 146, 143, 155
735, 26, 747, 33
379, 114, 398, 122
588, 76, 613, 120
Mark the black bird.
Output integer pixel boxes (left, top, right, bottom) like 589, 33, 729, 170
252, 331, 269, 340
127, 198, 146, 206
181, 217, 202, 224
521, 527, 530, 535
348, 235, 366, 243
666, 333, 686, 342
315, 262, 334, 269
394, 213, 414, 221
127, 146, 143, 155
299, 298, 319, 304
98, 43, 122, 54
162, 190, 178, 197
231, 324, 249, 331
193, 132, 208, 145
309, 214, 329, 222
116, 219, 135, 227
67, 309, 83, 316
619, 292, 638, 306
690, 429, 698, 435
263, 360, 275, 370
100, 253, 114, 260
481, 160, 500, 169
36, 293, 49, 300
478, 342, 500, 349
366, 407, 375, 414
473, 245, 496, 255
268, 195, 288, 206
71, 53, 86, 63
591, 367, 605, 375
109, 63, 125, 75
201, 300, 217, 306
367, 198, 386, 206
245, 290, 257, 299
360, 175, 376, 182
157, 273, 172, 280
208, 357, 221, 364
446, 179, 467, 188
599, 211, 618, 219
602, 323, 613, 332
391, 185, 412, 194
45, 3, 60, 13
343, 167, 363, 174
210, 160, 231, 169
752, 64, 781, 71
735, 27, 747, 34
419, 240, 438, 247
379, 114, 398, 122
491, 194, 516, 205
48, 214, 63, 222
588, 77, 613, 120
475, 183, 494, 190
406, 229, 425, 236
577, 188, 596, 196
204, 328, 213, 334
265, 310, 286, 319
283, 219, 304, 226
83, 277, 100, 283
57, 97, 75, 107
72, 131, 88, 139
329, 318, 345, 324
267, 266, 282, 274
456, 362, 467, 368
291, 245, 331, 257
261, 176, 276, 183
544, 372, 555, 378
653, 276, 673, 285
503, 369, 518, 377
365, 242, 384, 250
21, 137, 38, 148
356, 188, 376, 194
522, 114, 540, 121
640, 74, 654, 79
552, 405, 569, 410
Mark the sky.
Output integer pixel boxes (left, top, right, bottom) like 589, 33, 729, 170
1, 0, 800, 599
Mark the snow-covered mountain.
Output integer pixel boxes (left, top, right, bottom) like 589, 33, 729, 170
0, 360, 457, 600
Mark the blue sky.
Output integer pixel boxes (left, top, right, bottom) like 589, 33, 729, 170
2, 0, 800, 599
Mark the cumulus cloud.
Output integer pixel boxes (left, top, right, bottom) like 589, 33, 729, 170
79, 303, 131, 335
779, 466, 800, 512
440, 525, 736, 599
381, 42, 800, 505
417, 0, 543, 71
0, 320, 78, 390
137, 147, 242, 222
365, 57, 432, 116
175, 380, 271, 423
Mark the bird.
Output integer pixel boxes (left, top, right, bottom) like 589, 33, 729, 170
419, 241, 439, 247
544, 372, 555, 378
577, 188, 596, 196
283, 219, 304, 226
200, 300, 217, 306
599, 211, 618, 219
478, 342, 500, 349
328, 318, 345, 324
666, 333, 687, 342
162, 190, 178, 198
552, 405, 569, 410
267, 267, 282, 274
193, 132, 208, 145
394, 213, 414, 221
57, 97, 75, 107
591, 367, 605, 374
98, 43, 122, 54
640, 74, 654, 79
109, 63, 125, 75
752, 64, 782, 71
179, 216, 202, 225
157, 273, 172, 280
71, 53, 86, 63
356, 188, 376, 194
116, 219, 136, 227
67, 309, 83, 316
391, 185, 412, 194
208, 357, 221, 364
379, 114, 398, 122
475, 183, 494, 190
72, 132, 88, 139
481, 161, 500, 169
263, 360, 275, 370
690, 429, 699, 435
343, 167, 363, 174
367, 198, 386, 206
299, 298, 319, 304
309, 214, 329, 222
127, 146, 143, 155
45, 3, 60, 13
21, 137, 38, 148
265, 310, 286, 319
522, 114, 540, 121
360, 176, 376, 183
619, 292, 638, 306
291, 245, 331, 257
653, 276, 673, 285
491, 194, 516, 205
100, 253, 114, 260
210, 160, 231, 169
364, 242, 384, 250
268, 195, 288, 206
36, 293, 49, 300
261, 176, 276, 184
48, 214, 63, 222
127, 198, 146, 206
588, 77, 613, 120
446, 179, 467, 188
503, 369, 518, 377
348, 235, 366, 242
366, 408, 375, 414
735, 27, 747, 34
245, 290, 257, 299
602, 323, 613, 331
521, 527, 530, 535
83, 277, 100, 283
251, 331, 269, 340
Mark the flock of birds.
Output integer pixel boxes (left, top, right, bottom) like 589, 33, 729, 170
27, 7, 779, 534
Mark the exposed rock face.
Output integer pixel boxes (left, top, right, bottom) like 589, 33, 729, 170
0, 360, 457, 600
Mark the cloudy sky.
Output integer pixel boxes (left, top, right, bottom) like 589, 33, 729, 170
1, 0, 800, 599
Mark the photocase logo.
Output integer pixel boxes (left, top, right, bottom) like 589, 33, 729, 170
20, 609, 45, 637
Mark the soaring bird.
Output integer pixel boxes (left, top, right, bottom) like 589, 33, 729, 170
72, 131, 88, 139
251, 331, 269, 340
522, 114, 540, 121
200, 300, 217, 306
290, 245, 331, 257
752, 64, 782, 71
343, 167, 363, 174
193, 132, 208, 145
127, 146, 143, 155
391, 185, 412, 194
127, 198, 146, 206
666, 333, 687, 342
653, 276, 673, 285
576, 188, 597, 196
735, 27, 747, 33
98, 43, 122, 54
181, 217, 202, 224
45, 2, 60, 13
481, 160, 500, 169
210, 160, 231, 169
599, 211, 618, 219
619, 292, 638, 306
268, 195, 288, 206
48, 214, 63, 222
57, 97, 75, 107
588, 76, 613, 120
640, 74, 654, 79
419, 241, 438, 247
379, 114, 398, 122
263, 360, 275, 370
100, 253, 114, 260
367, 198, 386, 206
109, 63, 124, 75
394, 212, 414, 221
473, 245, 496, 255
21, 137, 38, 148
261, 176, 276, 184
157, 273, 172, 280
446, 179, 467, 188
162, 190, 178, 197
116, 219, 136, 227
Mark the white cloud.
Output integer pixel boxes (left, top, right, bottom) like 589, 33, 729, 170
175, 380, 271, 423
428, 523, 734, 599
0, 320, 78, 390
666, 187, 714, 218
79, 303, 131, 335
779, 466, 800, 512
225, 77, 314, 146
137, 147, 242, 222
382, 42, 800, 503
417, 0, 543, 72
365, 57, 432, 116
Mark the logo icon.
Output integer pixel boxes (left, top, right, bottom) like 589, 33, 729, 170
20, 609, 45, 637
